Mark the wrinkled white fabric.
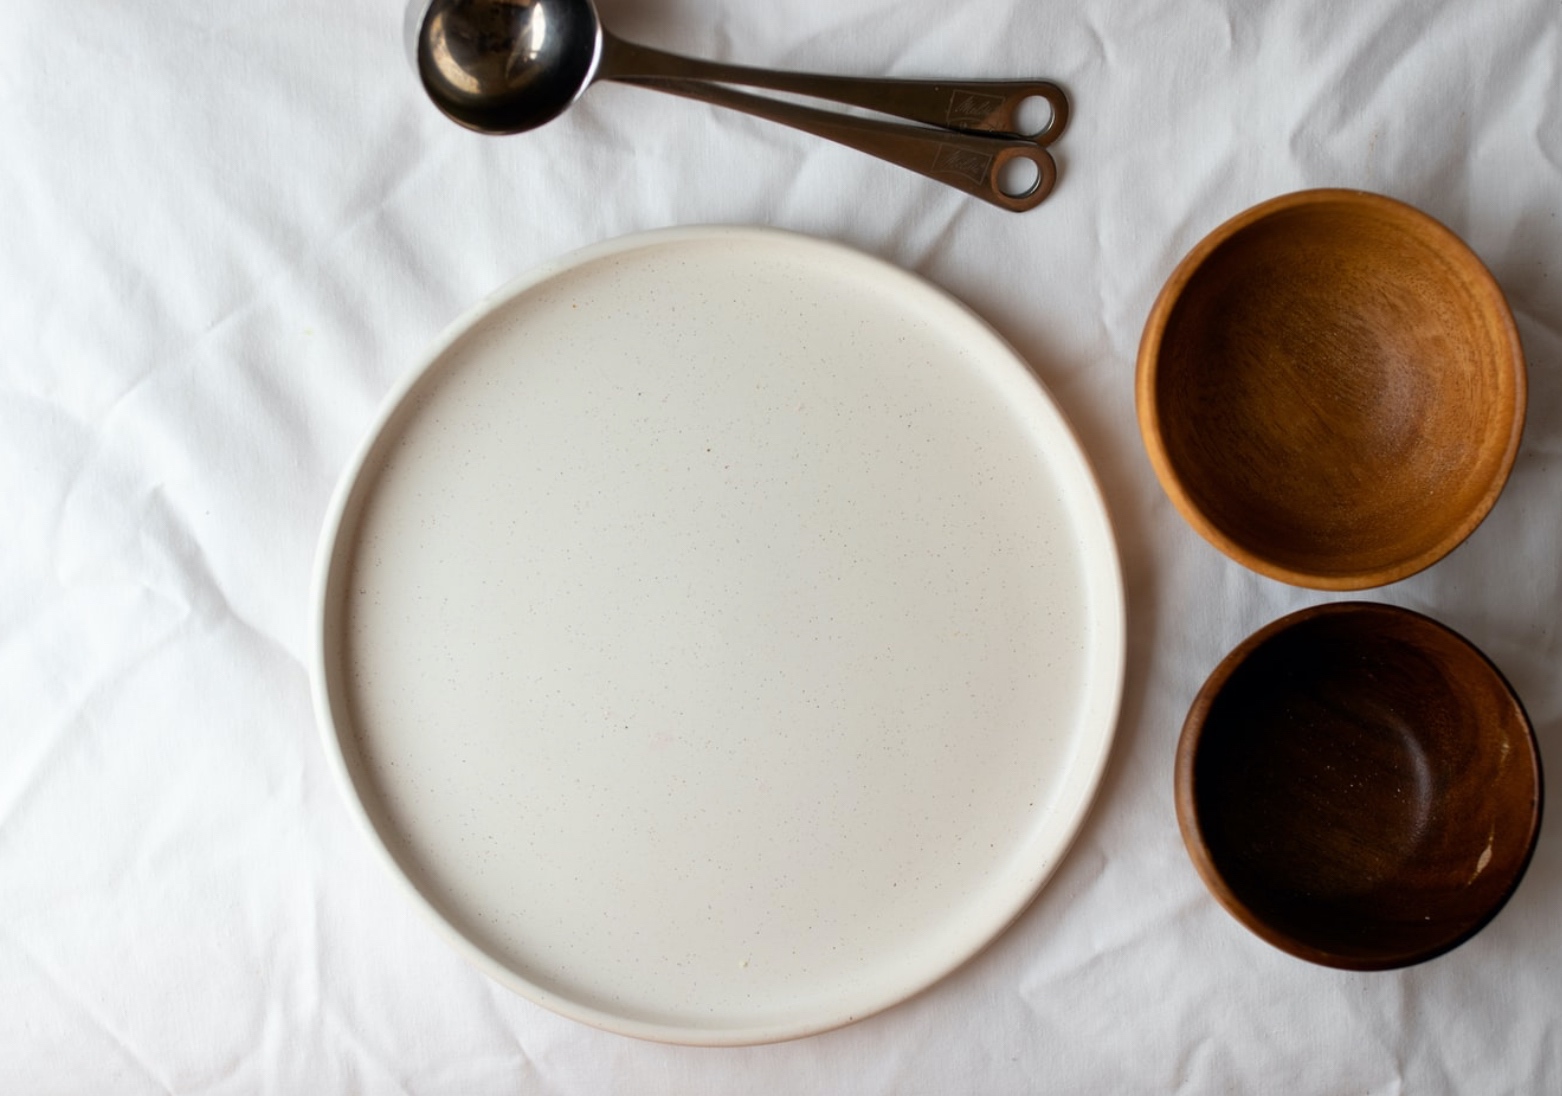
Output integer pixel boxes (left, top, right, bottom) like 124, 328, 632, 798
2, 0, 1559, 1091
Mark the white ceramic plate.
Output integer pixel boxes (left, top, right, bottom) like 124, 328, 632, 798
313, 227, 1124, 1045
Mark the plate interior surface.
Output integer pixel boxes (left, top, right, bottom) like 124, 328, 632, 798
315, 228, 1124, 1044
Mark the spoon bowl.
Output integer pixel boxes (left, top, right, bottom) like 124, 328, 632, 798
418, 0, 601, 135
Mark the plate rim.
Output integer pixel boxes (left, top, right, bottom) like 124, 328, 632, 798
311, 224, 1126, 1045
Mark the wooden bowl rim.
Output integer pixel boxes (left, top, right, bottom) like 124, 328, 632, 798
1174, 601, 1544, 971
1137, 188, 1527, 591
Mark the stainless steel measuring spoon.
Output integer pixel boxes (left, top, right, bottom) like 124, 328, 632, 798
412, 0, 1071, 210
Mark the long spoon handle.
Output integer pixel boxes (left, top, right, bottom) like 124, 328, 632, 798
598, 34, 1069, 144
619, 76, 1057, 212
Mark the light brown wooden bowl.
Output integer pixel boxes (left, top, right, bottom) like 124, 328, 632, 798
1176, 602, 1542, 970
1138, 189, 1525, 589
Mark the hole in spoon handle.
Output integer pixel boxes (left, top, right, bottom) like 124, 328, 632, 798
978, 144, 1057, 211
998, 83, 1070, 144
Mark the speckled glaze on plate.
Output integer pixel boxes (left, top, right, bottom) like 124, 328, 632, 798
312, 227, 1124, 1045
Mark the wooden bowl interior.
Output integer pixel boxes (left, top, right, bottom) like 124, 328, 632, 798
1152, 198, 1521, 584
1182, 605, 1540, 968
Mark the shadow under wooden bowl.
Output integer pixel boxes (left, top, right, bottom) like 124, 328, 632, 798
1138, 189, 1525, 590
1176, 602, 1542, 970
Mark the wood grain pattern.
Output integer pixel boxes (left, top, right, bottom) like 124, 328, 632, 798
1175, 602, 1542, 970
1137, 189, 1526, 590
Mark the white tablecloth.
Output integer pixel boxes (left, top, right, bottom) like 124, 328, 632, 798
4, 0, 1559, 1090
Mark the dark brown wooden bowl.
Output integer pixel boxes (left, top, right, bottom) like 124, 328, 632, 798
1176, 602, 1542, 970
1138, 189, 1526, 590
